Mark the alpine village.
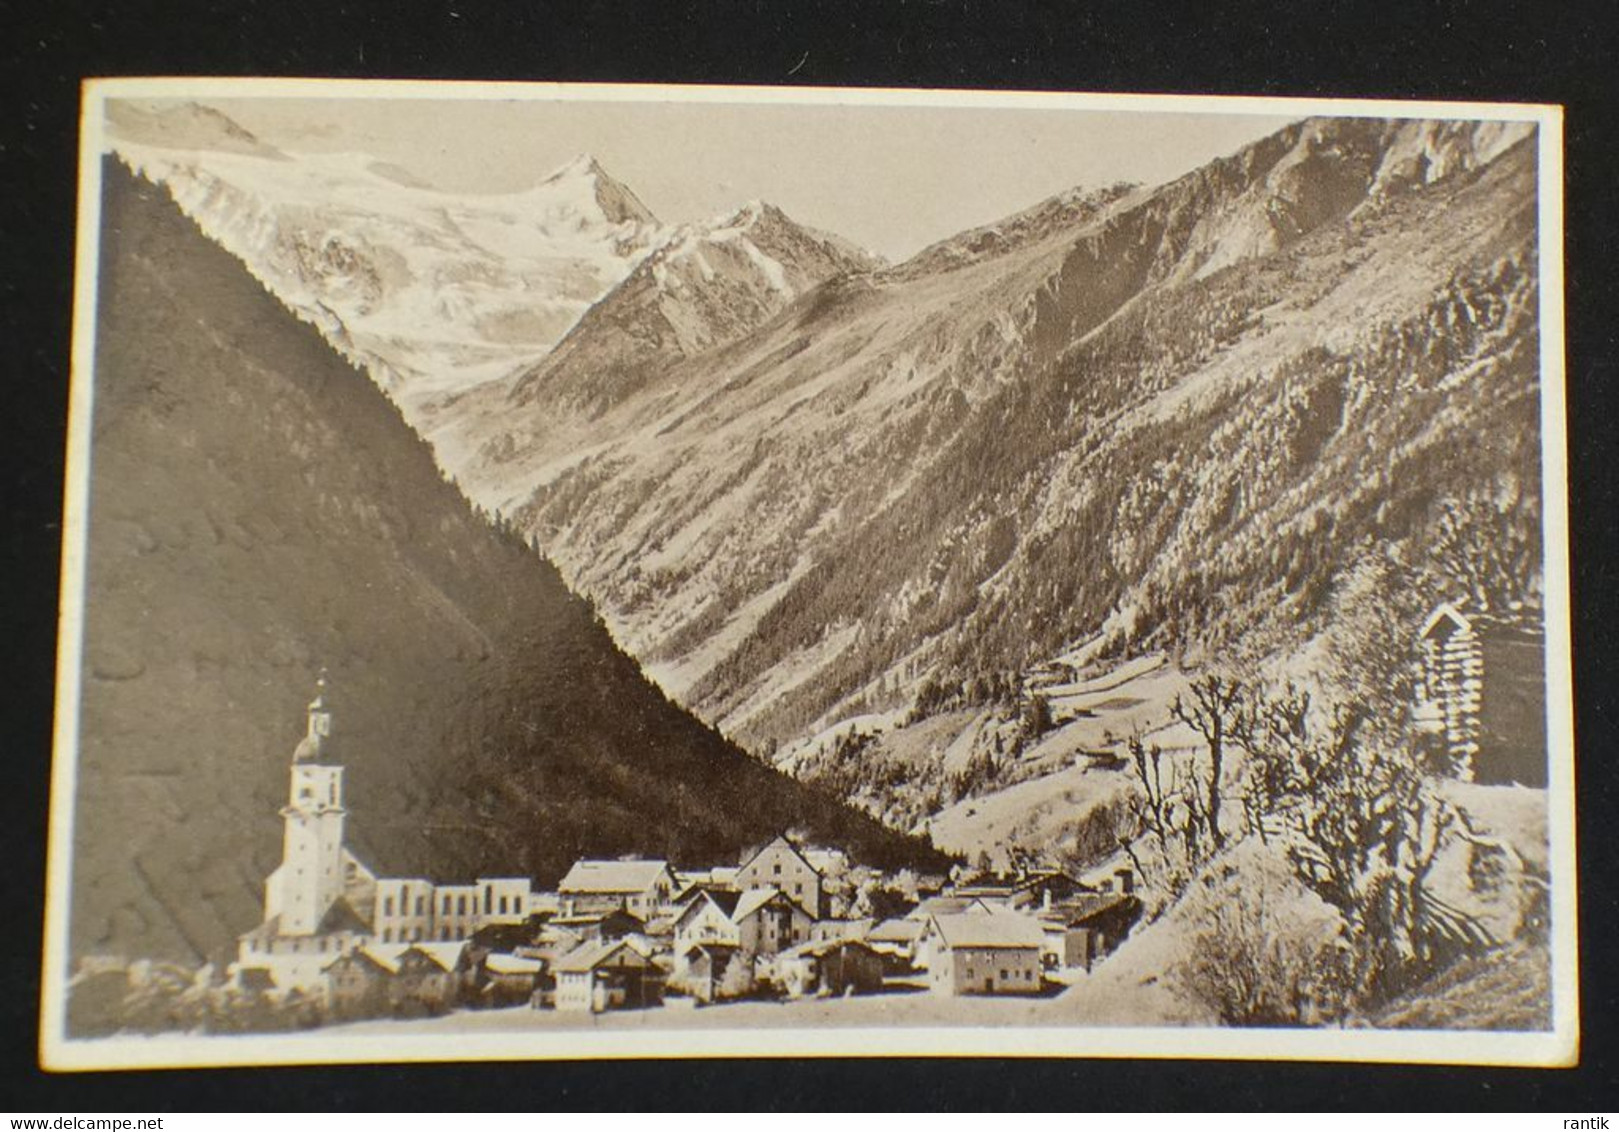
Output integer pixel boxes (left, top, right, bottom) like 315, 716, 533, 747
64, 100, 1552, 1038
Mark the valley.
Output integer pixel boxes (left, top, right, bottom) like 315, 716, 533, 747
72, 97, 1557, 1043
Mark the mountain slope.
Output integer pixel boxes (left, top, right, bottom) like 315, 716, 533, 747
456, 201, 884, 507
70, 161, 944, 966
510, 201, 883, 414
463, 117, 1541, 773
109, 104, 662, 464
105, 99, 291, 160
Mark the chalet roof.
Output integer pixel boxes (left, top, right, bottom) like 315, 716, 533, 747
321, 948, 397, 977
402, 941, 468, 972
778, 937, 880, 962
552, 908, 647, 929
676, 887, 743, 924
1422, 602, 1475, 640
930, 912, 1045, 950
559, 859, 672, 894
317, 897, 373, 936
682, 941, 740, 960
553, 939, 651, 974
908, 895, 997, 920
361, 946, 404, 974
868, 918, 925, 944
741, 835, 822, 879
733, 886, 810, 923
485, 953, 545, 976
1054, 893, 1138, 926
814, 917, 874, 940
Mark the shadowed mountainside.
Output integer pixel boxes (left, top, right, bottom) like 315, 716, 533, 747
70, 161, 946, 966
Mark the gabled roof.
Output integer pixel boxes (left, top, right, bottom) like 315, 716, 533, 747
675, 887, 743, 925
322, 948, 397, 977
733, 886, 810, 923
553, 939, 651, 974
559, 859, 673, 894
868, 918, 925, 944
740, 835, 822, 879
674, 878, 741, 906
908, 895, 998, 920
401, 941, 467, 972
778, 937, 880, 962
484, 953, 545, 976
1051, 892, 1139, 927
1422, 602, 1475, 640
1011, 870, 1080, 893
552, 908, 647, 930
317, 897, 373, 936
930, 912, 1045, 950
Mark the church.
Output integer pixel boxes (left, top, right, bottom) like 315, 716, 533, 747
232, 675, 535, 994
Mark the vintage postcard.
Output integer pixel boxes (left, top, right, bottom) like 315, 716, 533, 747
41, 79, 1573, 1069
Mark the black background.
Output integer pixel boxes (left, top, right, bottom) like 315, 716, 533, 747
2, 0, 1616, 1112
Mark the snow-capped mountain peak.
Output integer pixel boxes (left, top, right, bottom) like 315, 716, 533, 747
533, 152, 658, 228
106, 104, 666, 467
497, 197, 883, 426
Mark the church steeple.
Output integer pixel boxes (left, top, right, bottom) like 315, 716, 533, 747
270, 668, 350, 935
293, 668, 335, 763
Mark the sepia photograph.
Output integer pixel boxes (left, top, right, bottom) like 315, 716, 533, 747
40, 79, 1574, 1070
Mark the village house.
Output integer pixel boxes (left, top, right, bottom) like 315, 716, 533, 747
553, 939, 662, 1013
673, 866, 740, 894
678, 942, 753, 1004
466, 918, 544, 954
908, 894, 1000, 920
321, 947, 396, 1019
672, 888, 743, 958
550, 907, 648, 946
776, 938, 886, 999
390, 942, 469, 1015
955, 869, 1087, 912
923, 912, 1046, 996
1075, 854, 1137, 896
237, 900, 373, 995
1040, 891, 1143, 971
810, 917, 874, 943
1415, 602, 1548, 785
736, 836, 827, 918
558, 859, 678, 919
908, 896, 997, 969
733, 887, 815, 956
480, 952, 545, 1007
866, 917, 926, 971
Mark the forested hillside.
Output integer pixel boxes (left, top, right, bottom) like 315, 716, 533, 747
486, 118, 1540, 771
70, 162, 945, 965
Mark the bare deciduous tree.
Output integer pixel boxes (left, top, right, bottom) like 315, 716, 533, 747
1236, 684, 1474, 999
1170, 674, 1246, 851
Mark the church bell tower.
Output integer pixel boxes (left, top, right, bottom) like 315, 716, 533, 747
267, 671, 349, 936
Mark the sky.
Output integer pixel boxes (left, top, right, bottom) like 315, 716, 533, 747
205, 94, 1297, 262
